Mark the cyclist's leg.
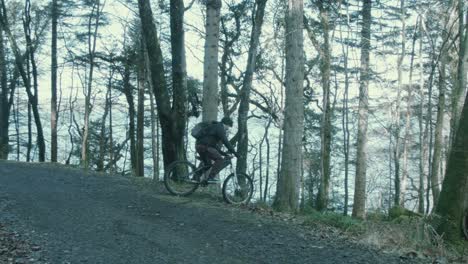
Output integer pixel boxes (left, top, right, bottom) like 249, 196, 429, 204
196, 144, 211, 166
205, 147, 224, 180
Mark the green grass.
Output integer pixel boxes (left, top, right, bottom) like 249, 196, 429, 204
300, 207, 365, 235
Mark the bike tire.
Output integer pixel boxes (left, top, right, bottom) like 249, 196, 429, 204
164, 161, 199, 196
222, 173, 253, 205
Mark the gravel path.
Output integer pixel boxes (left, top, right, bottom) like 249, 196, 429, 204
0, 161, 421, 264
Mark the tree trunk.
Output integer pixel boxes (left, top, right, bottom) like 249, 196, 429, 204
137, 0, 187, 171
14, 89, 19, 161
169, 0, 188, 166
449, 0, 467, 145
431, 56, 447, 207
0, 25, 9, 159
339, 11, 351, 215
316, 1, 332, 212
352, 0, 372, 219
122, 60, 137, 176
66, 76, 77, 165
97, 86, 111, 172
264, 118, 271, 202
27, 102, 32, 162
136, 41, 145, 177
393, 0, 406, 206
401, 12, 419, 207
273, 0, 304, 212
202, 0, 222, 122
51, 0, 58, 162
23, 0, 45, 162
418, 19, 426, 214
81, 0, 103, 168
108, 77, 114, 173
435, 91, 468, 242
149, 84, 159, 179
236, 0, 267, 175
425, 55, 437, 214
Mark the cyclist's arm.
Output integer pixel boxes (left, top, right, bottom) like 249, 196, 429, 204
219, 127, 236, 155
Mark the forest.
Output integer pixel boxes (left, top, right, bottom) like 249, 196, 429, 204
0, 0, 466, 244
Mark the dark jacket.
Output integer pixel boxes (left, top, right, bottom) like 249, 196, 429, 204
196, 122, 236, 155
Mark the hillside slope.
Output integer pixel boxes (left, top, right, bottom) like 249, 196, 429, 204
0, 161, 418, 263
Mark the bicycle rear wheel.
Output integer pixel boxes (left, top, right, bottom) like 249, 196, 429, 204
164, 161, 199, 196
222, 173, 253, 205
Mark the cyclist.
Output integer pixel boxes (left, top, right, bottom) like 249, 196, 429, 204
195, 117, 240, 183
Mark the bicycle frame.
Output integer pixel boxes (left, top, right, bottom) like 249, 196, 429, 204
195, 157, 236, 183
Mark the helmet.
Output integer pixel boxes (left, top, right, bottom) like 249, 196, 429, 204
221, 116, 233, 127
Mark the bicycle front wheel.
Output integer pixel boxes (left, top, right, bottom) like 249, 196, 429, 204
164, 161, 199, 196
222, 173, 253, 205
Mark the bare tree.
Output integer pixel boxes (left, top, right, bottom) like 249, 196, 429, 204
0, 0, 47, 162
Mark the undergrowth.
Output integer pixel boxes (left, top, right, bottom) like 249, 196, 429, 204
292, 205, 467, 263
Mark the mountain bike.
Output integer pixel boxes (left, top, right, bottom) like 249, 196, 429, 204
164, 156, 253, 205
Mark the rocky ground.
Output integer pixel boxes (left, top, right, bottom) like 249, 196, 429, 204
0, 161, 427, 264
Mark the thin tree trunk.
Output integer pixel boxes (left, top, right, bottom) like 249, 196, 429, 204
340, 3, 351, 215
0, 24, 9, 159
23, 0, 45, 162
425, 56, 436, 214
393, 0, 406, 206
264, 120, 271, 202
51, 0, 58, 162
81, 0, 104, 168
273, 0, 304, 212
316, 0, 332, 212
352, 0, 372, 219
136, 41, 145, 177
97, 87, 111, 172
430, 57, 446, 207
108, 77, 114, 173
149, 84, 158, 179
418, 20, 426, 214
66, 76, 77, 165
27, 102, 32, 162
401, 15, 418, 207
237, 0, 267, 175
340, 21, 351, 215
14, 90, 19, 161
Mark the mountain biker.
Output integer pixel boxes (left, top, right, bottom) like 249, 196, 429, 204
195, 117, 240, 183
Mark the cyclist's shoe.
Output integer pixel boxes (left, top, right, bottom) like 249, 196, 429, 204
188, 178, 200, 183
189, 172, 201, 183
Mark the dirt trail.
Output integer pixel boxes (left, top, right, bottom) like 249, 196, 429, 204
0, 161, 419, 263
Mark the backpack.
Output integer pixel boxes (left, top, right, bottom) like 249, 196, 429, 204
191, 122, 212, 139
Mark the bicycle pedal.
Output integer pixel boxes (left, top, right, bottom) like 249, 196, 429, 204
200, 181, 208, 187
